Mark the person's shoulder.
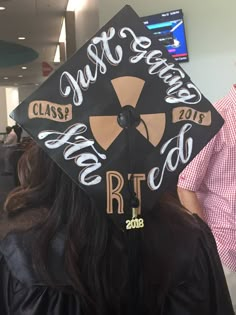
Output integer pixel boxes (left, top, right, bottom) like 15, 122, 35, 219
146, 201, 209, 284
0, 227, 68, 286
0, 231, 81, 315
0, 230, 40, 285
157, 200, 207, 239
190, 214, 218, 250
170, 211, 219, 281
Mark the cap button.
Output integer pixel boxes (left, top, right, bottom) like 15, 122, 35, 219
117, 105, 140, 128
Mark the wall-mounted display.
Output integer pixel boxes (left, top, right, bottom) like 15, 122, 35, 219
141, 9, 189, 62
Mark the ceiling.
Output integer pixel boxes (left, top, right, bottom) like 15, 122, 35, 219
0, 0, 68, 88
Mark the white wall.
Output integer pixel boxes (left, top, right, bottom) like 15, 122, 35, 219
0, 87, 8, 132
98, 0, 236, 103
74, 0, 99, 49
0, 85, 37, 135
5, 87, 19, 126
0, 87, 19, 130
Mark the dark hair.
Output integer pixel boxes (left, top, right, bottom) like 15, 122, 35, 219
4, 142, 193, 315
12, 124, 22, 142
5, 126, 12, 134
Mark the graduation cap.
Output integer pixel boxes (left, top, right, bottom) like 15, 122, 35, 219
11, 5, 223, 230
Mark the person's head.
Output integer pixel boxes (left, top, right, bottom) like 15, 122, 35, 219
4, 141, 190, 315
5, 126, 12, 134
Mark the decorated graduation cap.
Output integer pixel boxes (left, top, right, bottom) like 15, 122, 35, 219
11, 5, 223, 230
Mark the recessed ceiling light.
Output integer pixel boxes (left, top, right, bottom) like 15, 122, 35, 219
3, 77, 8, 79
18, 75, 23, 78
18, 36, 26, 40
0, 7, 6, 11
21, 66, 27, 70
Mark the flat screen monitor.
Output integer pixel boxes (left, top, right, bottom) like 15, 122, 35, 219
141, 9, 189, 62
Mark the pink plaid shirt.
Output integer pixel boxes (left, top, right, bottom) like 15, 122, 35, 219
178, 85, 236, 272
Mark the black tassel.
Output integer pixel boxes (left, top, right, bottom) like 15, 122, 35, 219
126, 196, 144, 315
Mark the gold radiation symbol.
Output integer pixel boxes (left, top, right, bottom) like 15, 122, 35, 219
89, 76, 166, 150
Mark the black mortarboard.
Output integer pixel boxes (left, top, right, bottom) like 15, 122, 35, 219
11, 5, 223, 230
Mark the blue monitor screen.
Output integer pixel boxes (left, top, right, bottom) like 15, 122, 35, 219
141, 9, 189, 62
